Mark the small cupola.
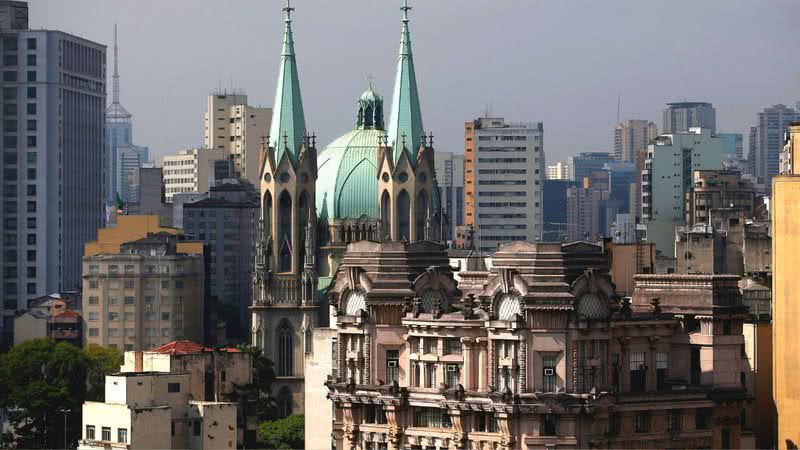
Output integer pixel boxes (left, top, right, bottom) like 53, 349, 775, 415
357, 85, 384, 130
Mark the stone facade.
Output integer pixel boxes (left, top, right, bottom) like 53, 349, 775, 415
324, 242, 748, 449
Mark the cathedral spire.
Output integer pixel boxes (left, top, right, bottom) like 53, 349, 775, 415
269, 0, 307, 165
387, 0, 425, 162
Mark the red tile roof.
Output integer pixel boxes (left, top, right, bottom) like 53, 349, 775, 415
151, 340, 240, 355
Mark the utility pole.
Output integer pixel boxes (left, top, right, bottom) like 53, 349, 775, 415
59, 408, 71, 449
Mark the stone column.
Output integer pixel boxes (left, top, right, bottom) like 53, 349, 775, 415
518, 337, 527, 393
462, 338, 474, 390
618, 337, 630, 392
477, 338, 488, 391
341, 402, 357, 450
364, 333, 371, 385
488, 339, 496, 389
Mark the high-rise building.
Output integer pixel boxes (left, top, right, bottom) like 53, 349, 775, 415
749, 104, 799, 192
542, 179, 579, 241
0, 2, 106, 347
162, 148, 228, 202
82, 219, 205, 351
433, 151, 464, 243
183, 182, 258, 341
568, 151, 614, 184
613, 119, 658, 162
203, 91, 271, 186
663, 101, 716, 133
464, 118, 544, 253
546, 160, 571, 180
105, 25, 148, 205
773, 122, 800, 448
117, 144, 149, 203
641, 128, 727, 254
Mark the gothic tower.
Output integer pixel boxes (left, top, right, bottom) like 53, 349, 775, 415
377, 0, 441, 242
251, 1, 317, 417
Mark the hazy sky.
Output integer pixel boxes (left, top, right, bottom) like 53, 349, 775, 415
33, 0, 800, 162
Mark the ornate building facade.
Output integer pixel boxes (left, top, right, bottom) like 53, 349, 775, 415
325, 241, 749, 449
252, 1, 442, 415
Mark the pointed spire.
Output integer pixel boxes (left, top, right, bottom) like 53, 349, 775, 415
105, 24, 131, 122
269, 0, 307, 165
387, 0, 425, 163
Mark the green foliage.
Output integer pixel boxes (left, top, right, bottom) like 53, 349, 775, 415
0, 338, 88, 448
257, 414, 304, 449
84, 344, 123, 401
0, 339, 123, 448
237, 343, 279, 420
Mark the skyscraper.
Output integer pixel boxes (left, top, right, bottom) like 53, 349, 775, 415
568, 151, 614, 184
434, 151, 464, 243
613, 119, 658, 162
203, 91, 271, 187
464, 118, 544, 252
105, 25, 148, 205
0, 2, 105, 347
663, 101, 716, 133
749, 104, 799, 192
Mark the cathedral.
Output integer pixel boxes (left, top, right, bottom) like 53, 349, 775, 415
250, 0, 442, 416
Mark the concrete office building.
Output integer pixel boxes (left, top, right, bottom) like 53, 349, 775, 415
773, 122, 800, 449
434, 151, 464, 243
0, 2, 105, 347
542, 179, 579, 242
82, 217, 205, 351
546, 160, 571, 180
749, 104, 799, 192
203, 91, 270, 187
720, 132, 744, 160
464, 117, 544, 253
162, 148, 228, 202
568, 151, 614, 184
183, 182, 258, 341
641, 128, 727, 255
613, 119, 658, 162
105, 25, 148, 205
663, 101, 716, 134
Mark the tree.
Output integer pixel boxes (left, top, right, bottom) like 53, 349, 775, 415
237, 344, 278, 420
0, 338, 87, 449
84, 344, 123, 401
258, 414, 304, 449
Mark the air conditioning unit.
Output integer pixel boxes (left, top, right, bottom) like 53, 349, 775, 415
387, 360, 398, 368
543, 368, 555, 376
447, 365, 458, 372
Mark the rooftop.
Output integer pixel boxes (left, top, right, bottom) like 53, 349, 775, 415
151, 340, 240, 355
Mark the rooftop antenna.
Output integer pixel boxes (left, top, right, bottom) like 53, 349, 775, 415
112, 24, 120, 104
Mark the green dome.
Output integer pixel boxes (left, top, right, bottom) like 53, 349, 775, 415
317, 128, 387, 221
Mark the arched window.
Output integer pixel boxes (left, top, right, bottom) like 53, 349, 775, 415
364, 105, 374, 128
381, 190, 391, 241
277, 320, 293, 376
299, 191, 309, 264
278, 191, 292, 273
496, 293, 521, 321
397, 190, 410, 241
415, 190, 428, 241
263, 191, 273, 236
278, 386, 293, 417
304, 327, 313, 354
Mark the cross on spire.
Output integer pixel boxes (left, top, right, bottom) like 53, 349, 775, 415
401, 0, 411, 20
367, 73, 375, 89
283, 0, 294, 20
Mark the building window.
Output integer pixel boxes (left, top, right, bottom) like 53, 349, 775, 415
542, 354, 558, 392
656, 352, 668, 390
634, 411, 650, 433
446, 364, 461, 387
117, 428, 127, 443
26, 87, 35, 98
101, 427, 111, 441
27, 38, 36, 49
541, 414, 558, 436
26, 135, 36, 147
26, 54, 36, 66
168, 382, 180, 393
108, 312, 119, 321
666, 410, 682, 432
445, 338, 462, 355
414, 407, 450, 429
425, 363, 437, 388
277, 320, 293, 376
475, 412, 497, 432
695, 408, 710, 430
364, 405, 387, 425
386, 350, 399, 385
193, 420, 201, 436
278, 386, 293, 417
629, 352, 646, 392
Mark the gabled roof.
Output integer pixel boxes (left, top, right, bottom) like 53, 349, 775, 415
151, 340, 240, 355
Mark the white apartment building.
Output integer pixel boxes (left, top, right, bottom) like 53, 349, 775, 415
203, 91, 270, 186
79, 372, 236, 450
465, 118, 544, 253
162, 148, 228, 202
546, 160, 571, 180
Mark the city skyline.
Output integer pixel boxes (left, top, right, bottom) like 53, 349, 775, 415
32, 0, 800, 161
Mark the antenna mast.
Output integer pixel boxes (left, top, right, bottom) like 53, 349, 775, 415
113, 24, 120, 104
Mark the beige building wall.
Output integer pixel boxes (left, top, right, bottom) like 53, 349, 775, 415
304, 328, 337, 450
773, 175, 800, 449
204, 92, 271, 187
614, 119, 658, 162
84, 215, 187, 256
12, 312, 47, 346
162, 148, 228, 202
